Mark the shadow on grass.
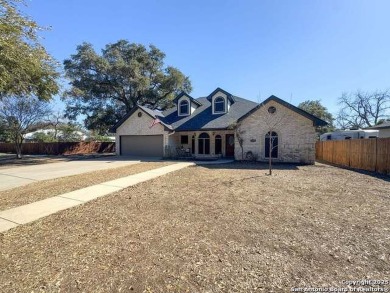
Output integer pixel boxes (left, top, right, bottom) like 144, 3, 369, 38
0, 153, 118, 167
197, 161, 301, 171
316, 160, 390, 183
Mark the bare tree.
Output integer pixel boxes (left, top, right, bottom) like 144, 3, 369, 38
228, 122, 246, 160
254, 103, 290, 175
337, 90, 390, 128
47, 110, 66, 140
232, 102, 290, 175
0, 96, 51, 158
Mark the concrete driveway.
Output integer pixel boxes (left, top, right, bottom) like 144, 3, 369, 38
0, 156, 151, 192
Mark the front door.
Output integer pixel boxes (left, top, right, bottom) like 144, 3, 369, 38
225, 134, 235, 157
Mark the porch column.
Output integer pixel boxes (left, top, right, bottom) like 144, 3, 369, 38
194, 133, 198, 156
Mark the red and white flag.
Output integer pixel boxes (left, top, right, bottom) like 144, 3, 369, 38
149, 118, 161, 128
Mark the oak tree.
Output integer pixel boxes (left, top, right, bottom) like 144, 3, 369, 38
336, 90, 390, 129
298, 100, 334, 134
63, 40, 192, 134
0, 0, 59, 100
0, 96, 51, 158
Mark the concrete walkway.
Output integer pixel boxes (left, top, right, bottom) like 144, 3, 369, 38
0, 162, 194, 233
0, 157, 149, 192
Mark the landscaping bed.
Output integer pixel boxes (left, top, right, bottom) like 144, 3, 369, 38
0, 162, 389, 292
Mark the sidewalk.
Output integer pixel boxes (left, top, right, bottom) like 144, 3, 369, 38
0, 162, 194, 233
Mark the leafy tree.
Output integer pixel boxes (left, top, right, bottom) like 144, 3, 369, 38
298, 100, 334, 134
31, 131, 56, 142
0, 0, 60, 100
86, 130, 114, 142
56, 123, 84, 142
0, 121, 11, 142
86, 134, 114, 142
46, 111, 68, 140
63, 40, 192, 134
336, 90, 390, 129
0, 96, 51, 158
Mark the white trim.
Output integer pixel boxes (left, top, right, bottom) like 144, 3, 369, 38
264, 131, 279, 159
178, 99, 190, 116
212, 95, 227, 115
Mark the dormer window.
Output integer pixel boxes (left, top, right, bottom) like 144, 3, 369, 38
179, 100, 189, 116
214, 96, 225, 113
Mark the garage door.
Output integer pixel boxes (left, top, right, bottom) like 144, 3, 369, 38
120, 135, 163, 157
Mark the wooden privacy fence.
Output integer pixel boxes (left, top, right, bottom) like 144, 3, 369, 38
0, 142, 115, 155
316, 138, 390, 174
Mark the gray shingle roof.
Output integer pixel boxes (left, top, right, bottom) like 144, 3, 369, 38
237, 95, 328, 127
160, 96, 258, 131
366, 121, 390, 129
111, 89, 328, 132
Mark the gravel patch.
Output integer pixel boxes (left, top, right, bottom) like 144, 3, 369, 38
0, 162, 389, 292
0, 161, 172, 210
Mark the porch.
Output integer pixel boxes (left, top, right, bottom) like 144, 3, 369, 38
165, 130, 235, 159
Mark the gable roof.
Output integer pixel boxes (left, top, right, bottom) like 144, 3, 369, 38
110, 105, 172, 132
173, 92, 202, 106
237, 95, 328, 127
206, 87, 236, 104
365, 121, 390, 129
160, 95, 257, 131
111, 89, 328, 133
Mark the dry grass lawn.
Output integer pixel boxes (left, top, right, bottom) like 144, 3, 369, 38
0, 162, 389, 292
0, 161, 172, 210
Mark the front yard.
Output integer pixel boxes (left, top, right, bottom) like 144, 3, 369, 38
0, 162, 389, 292
0, 161, 173, 210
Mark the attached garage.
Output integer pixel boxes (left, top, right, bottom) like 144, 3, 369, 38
120, 135, 164, 157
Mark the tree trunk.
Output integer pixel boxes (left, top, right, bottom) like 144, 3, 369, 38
269, 136, 272, 175
14, 134, 23, 159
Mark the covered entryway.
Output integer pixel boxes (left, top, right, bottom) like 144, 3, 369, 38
225, 134, 235, 157
198, 133, 210, 155
120, 135, 163, 157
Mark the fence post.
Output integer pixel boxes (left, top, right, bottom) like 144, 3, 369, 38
375, 137, 378, 172
348, 139, 351, 167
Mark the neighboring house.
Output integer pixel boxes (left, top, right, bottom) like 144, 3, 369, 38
111, 88, 327, 164
365, 121, 390, 138
319, 129, 379, 141
24, 129, 89, 141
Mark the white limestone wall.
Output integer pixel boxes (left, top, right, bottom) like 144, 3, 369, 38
235, 101, 317, 164
115, 109, 169, 155
168, 130, 234, 157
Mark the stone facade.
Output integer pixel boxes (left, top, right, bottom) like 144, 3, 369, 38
167, 130, 235, 158
115, 97, 320, 164
115, 109, 169, 155
235, 100, 317, 164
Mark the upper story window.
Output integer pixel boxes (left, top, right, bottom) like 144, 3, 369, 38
179, 100, 189, 115
214, 96, 225, 113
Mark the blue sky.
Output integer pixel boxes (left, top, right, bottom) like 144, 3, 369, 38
25, 0, 390, 115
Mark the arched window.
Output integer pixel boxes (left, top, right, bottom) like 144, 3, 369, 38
214, 97, 225, 113
215, 135, 222, 154
265, 131, 278, 158
179, 100, 189, 115
198, 133, 210, 154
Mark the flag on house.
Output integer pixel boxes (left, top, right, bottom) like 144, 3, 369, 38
149, 118, 161, 128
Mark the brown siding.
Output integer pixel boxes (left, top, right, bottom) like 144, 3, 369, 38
316, 138, 390, 174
